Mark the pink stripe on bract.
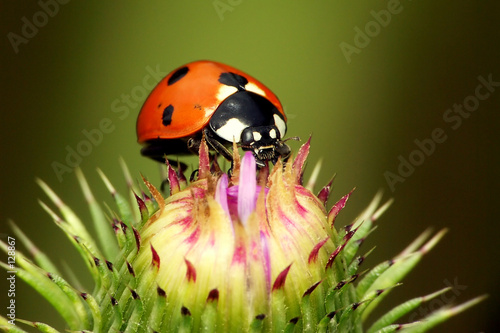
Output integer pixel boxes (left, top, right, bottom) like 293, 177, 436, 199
328, 188, 355, 227
232, 242, 247, 264
165, 160, 180, 195
260, 230, 272, 292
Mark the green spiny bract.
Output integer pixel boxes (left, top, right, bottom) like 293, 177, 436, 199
0, 140, 485, 332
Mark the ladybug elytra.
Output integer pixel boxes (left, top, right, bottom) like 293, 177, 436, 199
136, 60, 291, 167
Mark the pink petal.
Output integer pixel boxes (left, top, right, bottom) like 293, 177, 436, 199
238, 152, 257, 225
215, 174, 230, 218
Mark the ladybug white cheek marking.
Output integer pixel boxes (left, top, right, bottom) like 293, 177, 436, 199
253, 132, 262, 142
269, 128, 277, 139
214, 118, 247, 142
216, 85, 238, 102
273, 114, 286, 138
245, 82, 267, 97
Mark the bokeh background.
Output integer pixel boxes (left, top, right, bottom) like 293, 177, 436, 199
1, 1, 499, 331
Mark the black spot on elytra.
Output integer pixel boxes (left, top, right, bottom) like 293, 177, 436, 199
162, 105, 174, 126
218, 72, 248, 91
168, 66, 189, 85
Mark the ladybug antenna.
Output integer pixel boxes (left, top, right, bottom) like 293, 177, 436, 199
282, 136, 301, 143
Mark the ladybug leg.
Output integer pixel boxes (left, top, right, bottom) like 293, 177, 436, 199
203, 128, 234, 163
276, 136, 300, 166
190, 169, 199, 182
187, 136, 202, 155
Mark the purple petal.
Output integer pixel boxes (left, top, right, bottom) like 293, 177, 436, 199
238, 152, 257, 225
215, 174, 230, 219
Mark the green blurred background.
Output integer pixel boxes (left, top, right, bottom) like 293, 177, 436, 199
1, 1, 499, 331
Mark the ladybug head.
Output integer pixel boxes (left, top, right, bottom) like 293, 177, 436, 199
240, 125, 291, 166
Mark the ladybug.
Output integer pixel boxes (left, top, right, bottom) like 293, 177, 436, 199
136, 60, 291, 167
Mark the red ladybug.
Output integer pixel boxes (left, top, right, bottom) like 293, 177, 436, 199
136, 60, 290, 167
